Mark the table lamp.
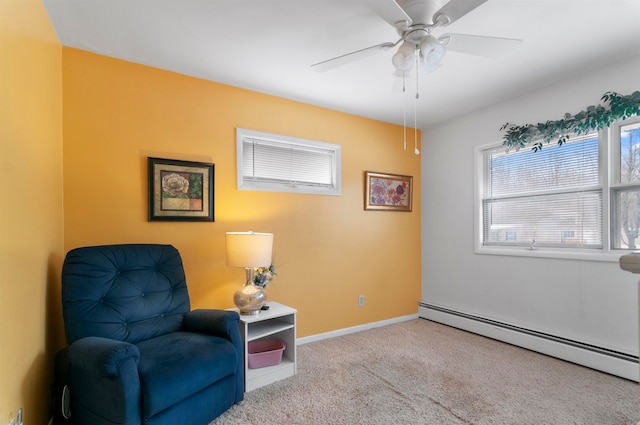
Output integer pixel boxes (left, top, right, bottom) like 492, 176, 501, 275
226, 231, 273, 315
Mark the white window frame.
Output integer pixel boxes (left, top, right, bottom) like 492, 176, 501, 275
474, 117, 640, 263
610, 116, 640, 250
236, 128, 342, 196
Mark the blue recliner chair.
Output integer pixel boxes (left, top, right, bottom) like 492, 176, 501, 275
55, 244, 243, 425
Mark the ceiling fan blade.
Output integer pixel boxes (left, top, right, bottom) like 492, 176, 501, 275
311, 42, 396, 72
362, 0, 412, 29
439, 33, 522, 58
433, 0, 488, 26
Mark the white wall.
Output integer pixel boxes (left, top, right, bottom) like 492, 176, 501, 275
421, 55, 640, 359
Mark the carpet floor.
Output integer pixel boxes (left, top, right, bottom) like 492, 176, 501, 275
211, 318, 640, 424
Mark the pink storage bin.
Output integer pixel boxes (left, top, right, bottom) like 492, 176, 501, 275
248, 339, 285, 369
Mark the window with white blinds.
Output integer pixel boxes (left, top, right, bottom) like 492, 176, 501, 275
481, 133, 602, 249
236, 128, 341, 196
612, 118, 640, 249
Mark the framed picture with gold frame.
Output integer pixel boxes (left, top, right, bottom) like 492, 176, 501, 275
364, 171, 413, 212
148, 157, 214, 221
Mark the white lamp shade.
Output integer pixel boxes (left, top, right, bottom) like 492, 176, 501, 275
226, 232, 273, 268
419, 35, 446, 65
392, 41, 415, 72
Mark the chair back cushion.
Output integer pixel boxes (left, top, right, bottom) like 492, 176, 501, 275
62, 244, 190, 344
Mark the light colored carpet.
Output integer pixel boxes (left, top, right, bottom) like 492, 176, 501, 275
212, 319, 640, 424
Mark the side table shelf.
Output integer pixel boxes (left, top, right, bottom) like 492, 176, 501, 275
236, 301, 297, 391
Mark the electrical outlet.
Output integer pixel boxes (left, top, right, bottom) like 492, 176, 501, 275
358, 295, 365, 307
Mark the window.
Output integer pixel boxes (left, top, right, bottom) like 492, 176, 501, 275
477, 116, 640, 256
236, 128, 341, 196
612, 120, 640, 249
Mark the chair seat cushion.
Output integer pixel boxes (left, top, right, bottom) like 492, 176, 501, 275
136, 331, 238, 418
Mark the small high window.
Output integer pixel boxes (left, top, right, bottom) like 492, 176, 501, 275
236, 128, 341, 196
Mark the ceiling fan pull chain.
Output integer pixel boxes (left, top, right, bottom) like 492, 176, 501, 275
414, 97, 418, 155
402, 71, 407, 93
415, 50, 420, 100
415, 94, 420, 154
403, 101, 407, 151
402, 70, 407, 151
414, 51, 420, 155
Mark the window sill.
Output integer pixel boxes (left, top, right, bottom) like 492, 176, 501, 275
475, 245, 629, 263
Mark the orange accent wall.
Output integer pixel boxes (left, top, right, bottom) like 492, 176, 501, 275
63, 48, 422, 338
1, 0, 63, 423
63, 48, 420, 337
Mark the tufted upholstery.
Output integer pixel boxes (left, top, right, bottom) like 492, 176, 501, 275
62, 244, 190, 344
55, 244, 244, 425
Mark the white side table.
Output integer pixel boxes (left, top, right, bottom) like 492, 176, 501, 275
236, 301, 297, 391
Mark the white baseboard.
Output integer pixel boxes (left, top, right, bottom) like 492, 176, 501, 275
419, 303, 639, 382
297, 313, 419, 345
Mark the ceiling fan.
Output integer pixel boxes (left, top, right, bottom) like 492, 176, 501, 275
311, 0, 522, 76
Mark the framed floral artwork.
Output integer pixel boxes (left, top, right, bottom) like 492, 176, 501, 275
364, 171, 413, 212
148, 157, 214, 221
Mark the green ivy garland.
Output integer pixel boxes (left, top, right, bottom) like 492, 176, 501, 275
501, 91, 640, 152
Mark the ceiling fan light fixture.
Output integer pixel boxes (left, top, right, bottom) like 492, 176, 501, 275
420, 60, 441, 75
419, 35, 446, 65
393, 69, 414, 78
392, 41, 415, 72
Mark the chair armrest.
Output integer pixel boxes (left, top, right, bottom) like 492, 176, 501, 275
183, 309, 245, 401
67, 336, 142, 423
183, 309, 240, 341
68, 336, 140, 377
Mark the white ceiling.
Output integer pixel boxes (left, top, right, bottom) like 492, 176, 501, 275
43, 0, 640, 130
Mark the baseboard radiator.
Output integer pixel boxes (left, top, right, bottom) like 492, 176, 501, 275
419, 302, 639, 382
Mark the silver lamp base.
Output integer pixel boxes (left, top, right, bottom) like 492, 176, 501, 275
234, 281, 266, 315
